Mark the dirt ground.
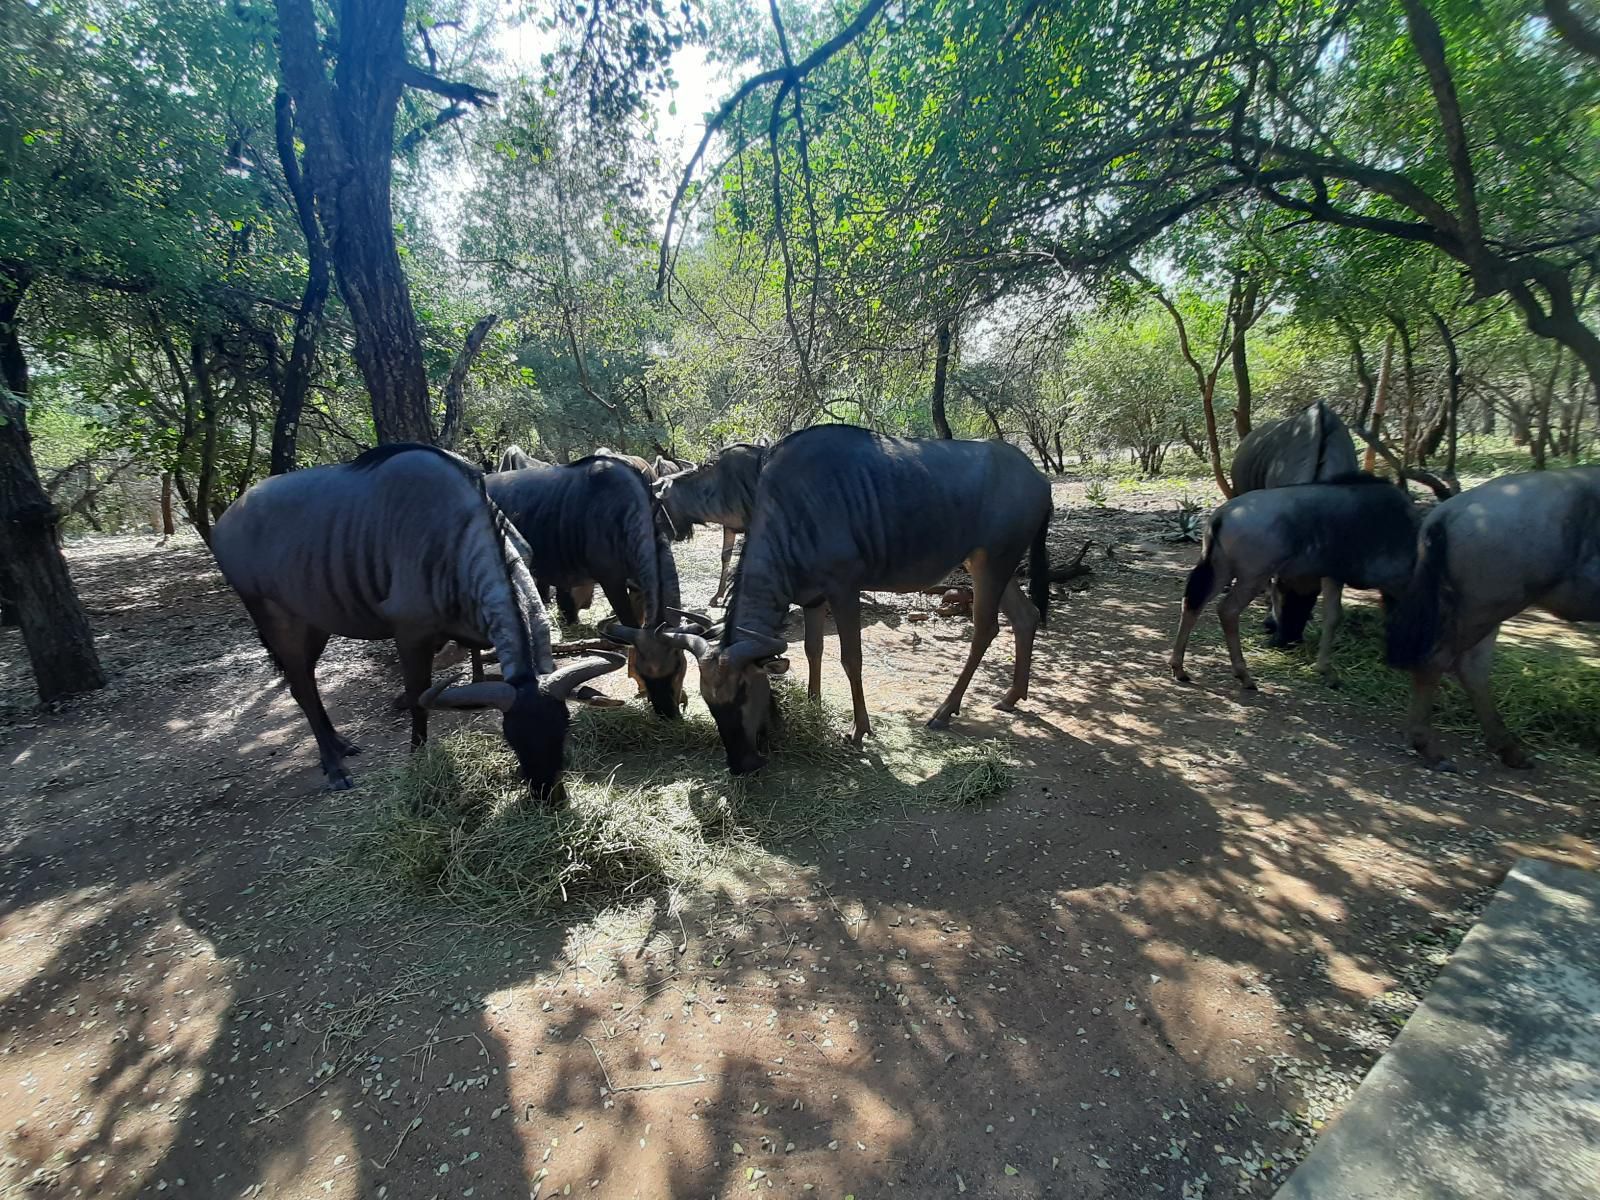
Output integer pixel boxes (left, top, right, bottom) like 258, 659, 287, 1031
2, 479, 1596, 1200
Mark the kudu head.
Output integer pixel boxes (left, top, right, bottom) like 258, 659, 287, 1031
657, 610, 789, 775
419, 653, 627, 803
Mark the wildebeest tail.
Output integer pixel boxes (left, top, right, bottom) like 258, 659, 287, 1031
1386, 519, 1447, 669
1029, 507, 1051, 630
1182, 513, 1223, 611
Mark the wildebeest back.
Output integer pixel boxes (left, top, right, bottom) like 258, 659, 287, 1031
1231, 401, 1359, 494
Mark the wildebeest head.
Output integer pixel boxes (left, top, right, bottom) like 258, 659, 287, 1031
651, 471, 704, 543
602, 621, 690, 718
658, 614, 789, 774
419, 653, 626, 802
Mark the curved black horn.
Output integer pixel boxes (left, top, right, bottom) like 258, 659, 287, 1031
657, 627, 711, 657
542, 652, 627, 700
602, 622, 644, 646
420, 680, 518, 712
723, 628, 789, 668
667, 607, 714, 630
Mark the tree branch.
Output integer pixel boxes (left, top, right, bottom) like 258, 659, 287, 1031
438, 313, 498, 450
399, 64, 498, 108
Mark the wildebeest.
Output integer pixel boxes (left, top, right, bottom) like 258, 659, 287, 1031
595, 447, 657, 483
1170, 473, 1417, 689
486, 456, 690, 717
212, 444, 624, 795
652, 455, 694, 479
653, 444, 766, 606
1386, 467, 1600, 769
633, 425, 1052, 775
498, 444, 536, 472
1230, 401, 1362, 646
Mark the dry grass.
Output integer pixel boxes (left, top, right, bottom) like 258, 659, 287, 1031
337, 683, 1014, 919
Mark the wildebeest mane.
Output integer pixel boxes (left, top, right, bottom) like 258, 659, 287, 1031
350, 441, 538, 682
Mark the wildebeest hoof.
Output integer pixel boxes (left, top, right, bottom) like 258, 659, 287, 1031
1426, 756, 1460, 775
926, 713, 952, 731
1320, 673, 1341, 690
1500, 746, 1534, 770
1237, 677, 1258, 692
324, 769, 355, 791
1170, 665, 1192, 684
994, 697, 1019, 713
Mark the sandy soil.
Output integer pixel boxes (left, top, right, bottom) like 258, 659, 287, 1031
2, 479, 1595, 1200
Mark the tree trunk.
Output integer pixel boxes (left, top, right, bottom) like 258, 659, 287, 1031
0, 269, 106, 701
1365, 333, 1395, 472
160, 472, 176, 538
1228, 275, 1260, 439
930, 318, 954, 439
273, 0, 490, 446
269, 90, 330, 474
439, 314, 499, 450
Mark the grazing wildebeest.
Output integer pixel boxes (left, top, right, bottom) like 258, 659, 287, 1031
1386, 467, 1600, 769
486, 457, 690, 717
498, 444, 536, 472
653, 443, 766, 606
633, 425, 1052, 775
1229, 401, 1363, 647
1170, 473, 1417, 689
212, 444, 624, 795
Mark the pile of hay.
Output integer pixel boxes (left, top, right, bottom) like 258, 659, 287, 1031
1239, 605, 1600, 756
345, 683, 1014, 918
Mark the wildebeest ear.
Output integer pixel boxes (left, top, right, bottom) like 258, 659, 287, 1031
762, 657, 791, 676
420, 681, 517, 712
543, 652, 626, 700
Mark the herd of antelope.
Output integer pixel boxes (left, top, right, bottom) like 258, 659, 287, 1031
213, 405, 1600, 795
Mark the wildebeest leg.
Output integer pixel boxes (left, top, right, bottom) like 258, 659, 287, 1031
1405, 666, 1450, 768
929, 552, 1004, 729
1218, 576, 1267, 691
1170, 563, 1227, 684
1315, 579, 1344, 685
994, 578, 1039, 711
1456, 629, 1530, 768
711, 527, 737, 606
395, 636, 438, 749
1263, 579, 1280, 637
803, 602, 827, 702
830, 591, 871, 744
247, 599, 354, 789
600, 579, 650, 699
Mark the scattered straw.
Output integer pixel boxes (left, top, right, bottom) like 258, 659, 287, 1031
332, 683, 1014, 920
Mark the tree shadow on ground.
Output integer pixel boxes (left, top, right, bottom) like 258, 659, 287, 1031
2, 525, 1596, 1199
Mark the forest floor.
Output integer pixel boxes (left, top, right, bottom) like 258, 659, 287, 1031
2, 477, 1596, 1200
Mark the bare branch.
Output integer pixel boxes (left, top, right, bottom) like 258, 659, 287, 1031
399, 64, 498, 108
438, 313, 498, 450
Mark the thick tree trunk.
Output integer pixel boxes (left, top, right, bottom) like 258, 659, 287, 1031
930, 319, 954, 439
273, 0, 452, 446
0, 270, 106, 701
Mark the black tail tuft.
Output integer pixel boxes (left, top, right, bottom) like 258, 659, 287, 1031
1386, 519, 1447, 668
1183, 515, 1221, 610
1029, 507, 1051, 630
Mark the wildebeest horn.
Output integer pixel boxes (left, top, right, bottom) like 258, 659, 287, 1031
420, 680, 518, 712
601, 622, 643, 646
542, 652, 626, 700
667, 607, 714, 630
723, 628, 788, 667
657, 627, 711, 657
